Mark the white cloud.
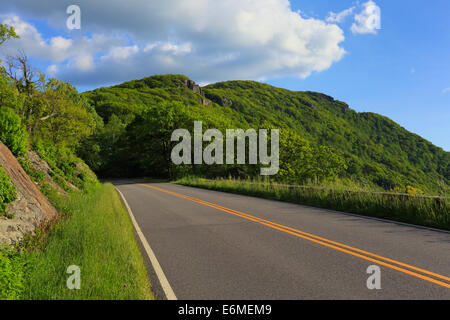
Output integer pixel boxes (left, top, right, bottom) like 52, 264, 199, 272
351, 1, 381, 35
107, 45, 139, 61
50, 37, 72, 51
327, 7, 355, 23
0, 15, 128, 72
1, 0, 348, 87
46, 64, 58, 76
72, 53, 95, 72
160, 42, 192, 55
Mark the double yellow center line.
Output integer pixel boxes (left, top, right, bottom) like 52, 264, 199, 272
140, 184, 450, 289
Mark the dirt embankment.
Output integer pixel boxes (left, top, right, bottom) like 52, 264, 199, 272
0, 142, 58, 245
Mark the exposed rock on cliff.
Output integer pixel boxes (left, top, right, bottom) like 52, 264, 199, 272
183, 79, 203, 95
183, 79, 212, 106
26, 150, 67, 195
0, 142, 58, 245
204, 92, 233, 107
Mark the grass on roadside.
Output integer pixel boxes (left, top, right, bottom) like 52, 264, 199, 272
175, 176, 450, 231
1, 183, 153, 300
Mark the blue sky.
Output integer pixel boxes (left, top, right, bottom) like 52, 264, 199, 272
1, 0, 449, 151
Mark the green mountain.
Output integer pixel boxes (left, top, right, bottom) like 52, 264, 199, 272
80, 75, 449, 195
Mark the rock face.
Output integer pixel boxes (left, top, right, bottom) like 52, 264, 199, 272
0, 142, 58, 245
183, 79, 212, 106
184, 79, 203, 95
26, 150, 67, 195
204, 93, 233, 107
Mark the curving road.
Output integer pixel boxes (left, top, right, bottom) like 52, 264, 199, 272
114, 181, 450, 300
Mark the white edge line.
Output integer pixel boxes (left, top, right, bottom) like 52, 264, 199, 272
115, 187, 177, 300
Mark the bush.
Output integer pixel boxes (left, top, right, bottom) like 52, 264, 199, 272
0, 107, 28, 156
0, 248, 25, 300
32, 139, 98, 191
0, 165, 17, 217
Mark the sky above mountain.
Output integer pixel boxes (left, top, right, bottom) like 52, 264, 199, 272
0, 0, 449, 151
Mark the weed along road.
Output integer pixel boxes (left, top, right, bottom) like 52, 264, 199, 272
113, 181, 450, 300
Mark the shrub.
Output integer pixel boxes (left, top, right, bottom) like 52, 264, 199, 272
0, 107, 28, 156
0, 165, 17, 217
0, 248, 25, 300
32, 139, 98, 191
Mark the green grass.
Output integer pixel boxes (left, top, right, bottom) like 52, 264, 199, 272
175, 176, 450, 231
1, 183, 153, 300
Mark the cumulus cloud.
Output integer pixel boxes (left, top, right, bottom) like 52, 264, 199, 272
1, 0, 348, 87
351, 1, 381, 35
326, 7, 355, 23
0, 15, 129, 75
106, 45, 139, 61
46, 64, 58, 76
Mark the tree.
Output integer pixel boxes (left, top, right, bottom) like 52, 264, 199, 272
31, 78, 95, 148
278, 129, 315, 184
0, 24, 18, 46
4, 50, 38, 96
0, 107, 28, 156
0, 69, 23, 112
125, 102, 196, 178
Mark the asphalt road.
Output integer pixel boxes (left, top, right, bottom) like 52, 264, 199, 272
114, 181, 450, 300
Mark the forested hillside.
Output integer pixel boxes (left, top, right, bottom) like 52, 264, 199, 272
80, 75, 449, 195
0, 45, 100, 215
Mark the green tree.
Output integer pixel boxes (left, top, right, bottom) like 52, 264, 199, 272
312, 146, 347, 181
0, 24, 18, 46
31, 78, 95, 148
125, 101, 196, 178
0, 107, 28, 156
278, 130, 315, 184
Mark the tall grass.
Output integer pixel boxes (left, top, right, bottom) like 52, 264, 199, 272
175, 177, 450, 231
1, 183, 153, 300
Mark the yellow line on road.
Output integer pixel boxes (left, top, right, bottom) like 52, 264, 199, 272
140, 184, 450, 289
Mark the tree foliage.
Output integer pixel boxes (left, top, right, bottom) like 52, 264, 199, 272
0, 24, 18, 46
0, 165, 17, 218
0, 107, 28, 156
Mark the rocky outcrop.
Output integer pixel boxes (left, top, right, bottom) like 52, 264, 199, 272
0, 142, 58, 245
72, 161, 96, 184
201, 97, 212, 106
183, 79, 203, 95
337, 101, 350, 113
26, 150, 67, 195
204, 92, 233, 107
182, 79, 212, 106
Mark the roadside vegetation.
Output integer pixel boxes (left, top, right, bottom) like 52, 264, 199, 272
176, 177, 450, 231
0, 183, 153, 300
0, 24, 152, 300
0, 165, 17, 218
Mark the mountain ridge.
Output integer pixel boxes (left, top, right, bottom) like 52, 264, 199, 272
80, 74, 449, 194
